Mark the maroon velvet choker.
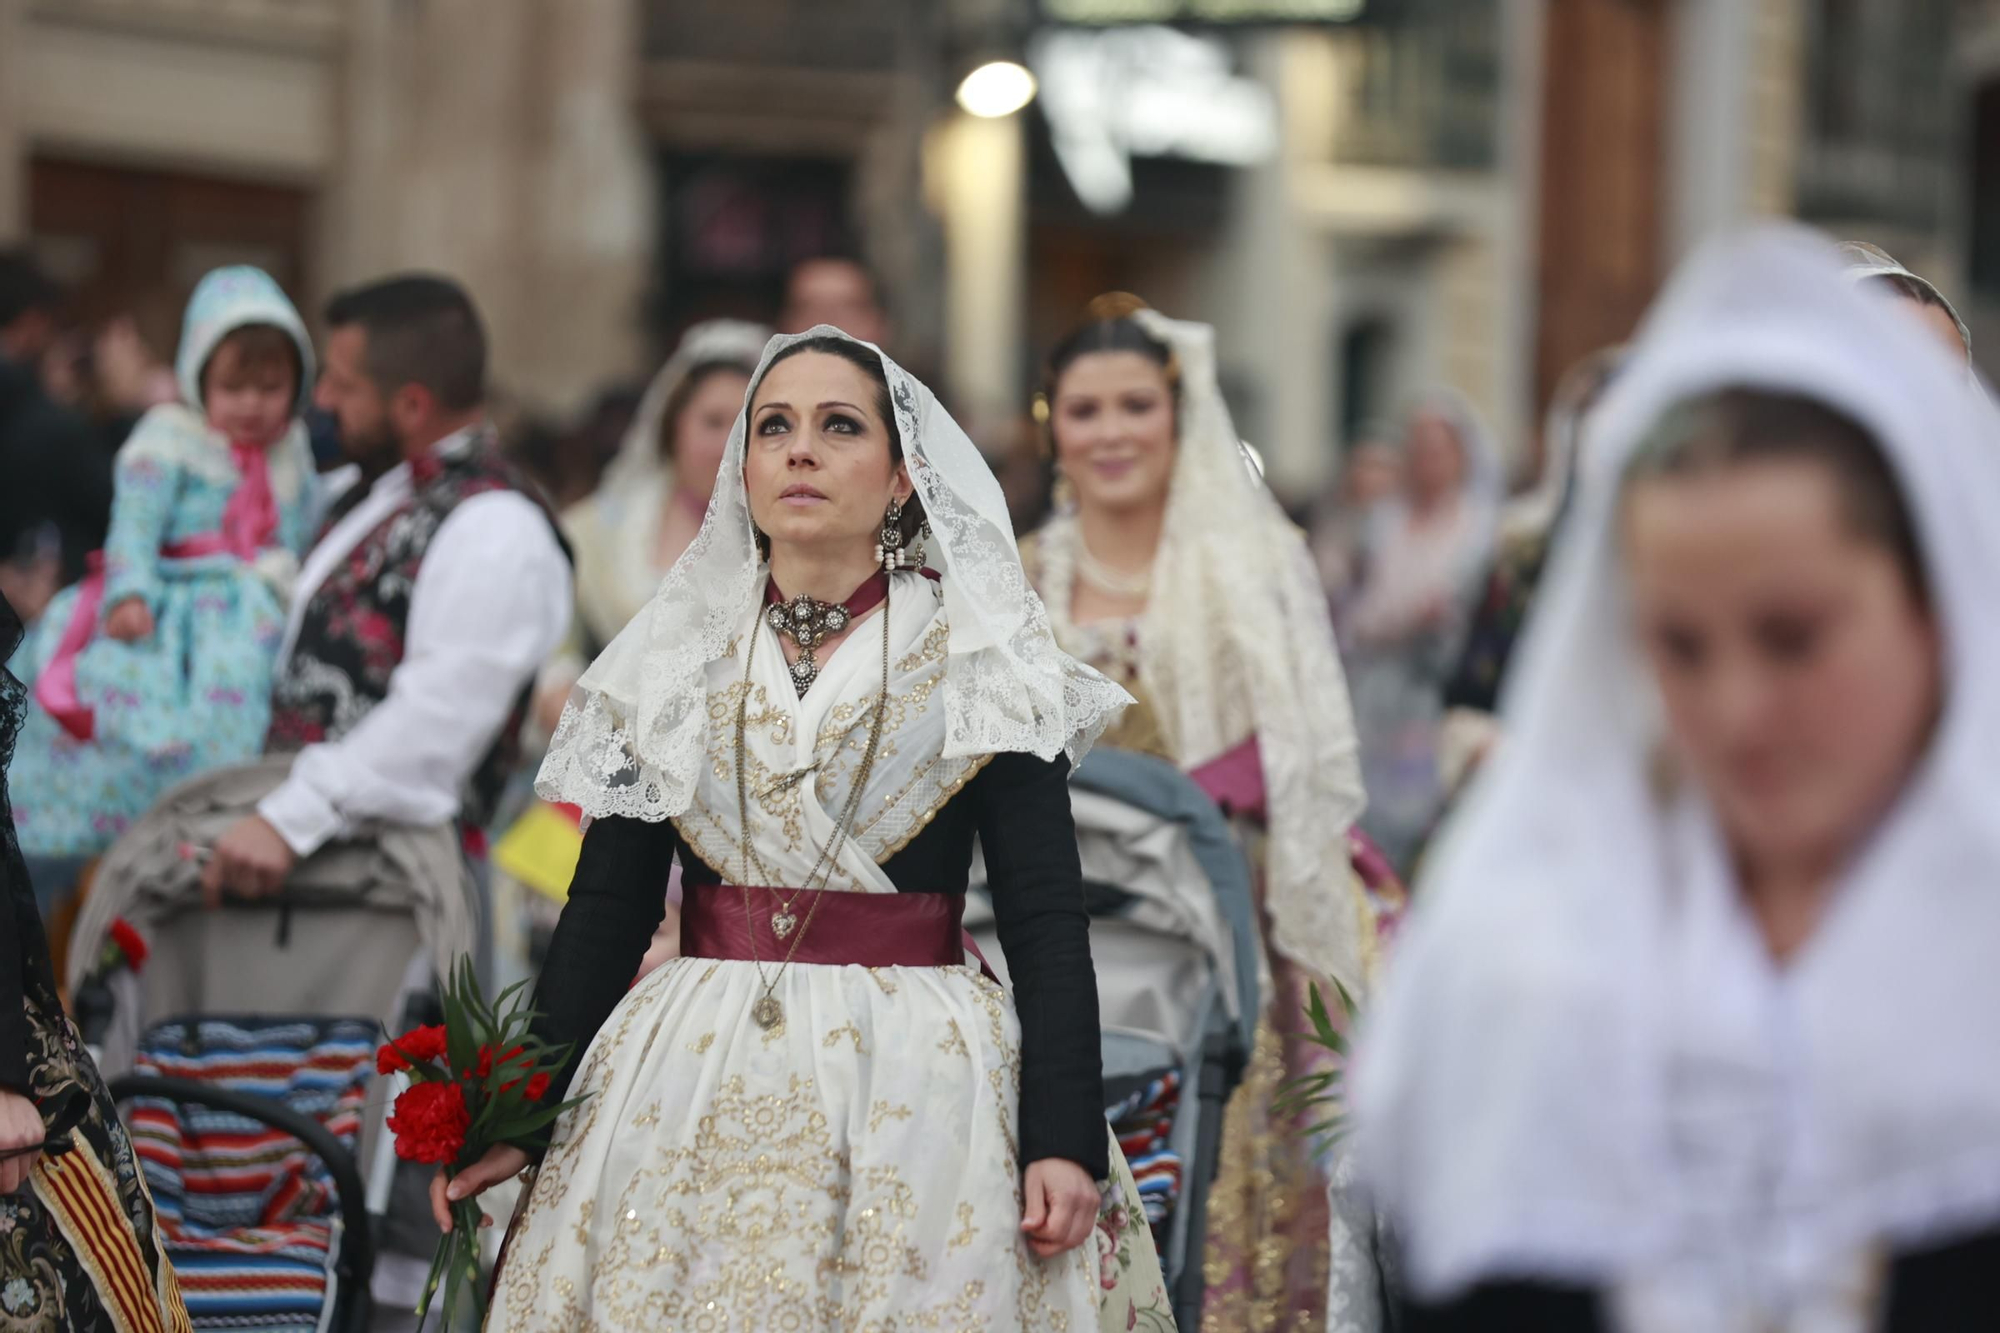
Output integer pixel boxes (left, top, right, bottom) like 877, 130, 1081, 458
763, 572, 889, 694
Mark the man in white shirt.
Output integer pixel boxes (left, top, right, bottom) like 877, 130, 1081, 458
202, 275, 572, 898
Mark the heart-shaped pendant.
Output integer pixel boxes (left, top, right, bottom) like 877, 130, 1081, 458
771, 910, 798, 940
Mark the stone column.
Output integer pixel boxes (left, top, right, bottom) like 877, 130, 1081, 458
328, 0, 651, 413
928, 108, 1027, 423
0, 0, 27, 244
1667, 0, 1759, 260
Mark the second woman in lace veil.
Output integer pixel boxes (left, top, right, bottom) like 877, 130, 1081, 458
1021, 294, 1400, 1332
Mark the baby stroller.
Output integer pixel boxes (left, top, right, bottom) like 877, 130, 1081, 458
967, 746, 1260, 1332
67, 756, 479, 1333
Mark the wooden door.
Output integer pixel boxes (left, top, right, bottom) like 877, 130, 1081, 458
1534, 0, 1671, 435
28, 156, 313, 347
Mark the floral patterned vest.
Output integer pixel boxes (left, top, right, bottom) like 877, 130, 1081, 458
265, 428, 564, 828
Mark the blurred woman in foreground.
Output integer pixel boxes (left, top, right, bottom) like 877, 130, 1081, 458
1356, 225, 2000, 1331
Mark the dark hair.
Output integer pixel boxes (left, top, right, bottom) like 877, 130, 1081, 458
0, 250, 60, 329
1866, 273, 1969, 353
203, 323, 302, 400
657, 359, 755, 463
1625, 388, 1928, 603
1040, 292, 1179, 445
760, 335, 924, 547
324, 274, 486, 412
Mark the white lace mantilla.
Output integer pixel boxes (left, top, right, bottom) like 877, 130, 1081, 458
1034, 308, 1375, 996
537, 325, 1131, 823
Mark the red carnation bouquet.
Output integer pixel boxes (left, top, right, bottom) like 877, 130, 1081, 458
376, 958, 585, 1329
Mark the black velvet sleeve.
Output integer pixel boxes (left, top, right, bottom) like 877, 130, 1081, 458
0, 901, 29, 1096
973, 752, 1108, 1180
527, 814, 680, 1139
1398, 1281, 1607, 1332
1883, 1224, 2000, 1332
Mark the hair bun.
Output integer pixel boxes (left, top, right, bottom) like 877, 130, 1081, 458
1081, 291, 1150, 323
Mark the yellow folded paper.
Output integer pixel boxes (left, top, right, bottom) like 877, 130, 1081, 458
492, 801, 585, 903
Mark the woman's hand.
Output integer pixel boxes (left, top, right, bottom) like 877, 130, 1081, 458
430, 1144, 531, 1233
104, 597, 154, 643
0, 1089, 45, 1194
1020, 1158, 1099, 1258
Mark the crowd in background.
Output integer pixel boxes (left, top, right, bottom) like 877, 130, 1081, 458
8, 216, 1991, 1333
3, 240, 1538, 898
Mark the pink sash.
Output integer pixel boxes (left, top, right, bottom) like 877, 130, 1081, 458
35, 443, 278, 742
1189, 734, 1267, 823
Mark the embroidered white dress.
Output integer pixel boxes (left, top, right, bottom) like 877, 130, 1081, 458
491, 574, 1172, 1330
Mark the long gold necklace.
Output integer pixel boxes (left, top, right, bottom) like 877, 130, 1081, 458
734, 578, 892, 1030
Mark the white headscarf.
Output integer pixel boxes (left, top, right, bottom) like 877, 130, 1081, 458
560, 320, 769, 657
594, 319, 772, 503
1354, 225, 2000, 1309
537, 326, 1132, 821
1130, 309, 1373, 993
1838, 240, 1973, 363
1364, 387, 1505, 565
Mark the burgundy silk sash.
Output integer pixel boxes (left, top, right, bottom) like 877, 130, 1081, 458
681, 883, 998, 983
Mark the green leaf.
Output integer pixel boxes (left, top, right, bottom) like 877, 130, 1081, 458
464, 958, 500, 1042
441, 982, 476, 1084
491, 975, 534, 1017
414, 1232, 450, 1326
463, 959, 503, 1038
1299, 1115, 1349, 1143
491, 1098, 580, 1139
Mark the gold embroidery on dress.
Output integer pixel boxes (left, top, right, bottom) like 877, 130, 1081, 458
949, 1201, 979, 1250
686, 1032, 715, 1055
938, 1020, 970, 1058
868, 1100, 914, 1133
1199, 1012, 1333, 1333
823, 1021, 868, 1055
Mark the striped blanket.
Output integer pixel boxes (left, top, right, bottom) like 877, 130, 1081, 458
1107, 1069, 1183, 1247
125, 1018, 376, 1332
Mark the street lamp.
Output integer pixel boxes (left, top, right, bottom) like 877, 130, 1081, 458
956, 58, 1037, 118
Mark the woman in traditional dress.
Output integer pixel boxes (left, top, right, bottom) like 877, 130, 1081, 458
1355, 226, 2000, 1331
1340, 390, 1500, 871
1019, 295, 1394, 1332
1309, 434, 1401, 618
511, 320, 769, 976
443, 327, 1174, 1329
534, 319, 771, 730
1, 590, 190, 1332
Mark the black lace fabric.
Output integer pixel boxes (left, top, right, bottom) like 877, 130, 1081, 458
0, 589, 185, 1328
1, 592, 21, 833
1, 589, 41, 1095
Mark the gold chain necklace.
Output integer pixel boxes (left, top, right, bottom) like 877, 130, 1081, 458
734, 579, 893, 1030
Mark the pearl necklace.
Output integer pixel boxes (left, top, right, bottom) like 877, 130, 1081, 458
1074, 533, 1154, 599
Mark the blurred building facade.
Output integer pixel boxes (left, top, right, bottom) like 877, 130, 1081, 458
0, 0, 653, 412
0, 0, 1986, 494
